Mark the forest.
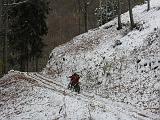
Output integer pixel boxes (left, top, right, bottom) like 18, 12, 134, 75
0, 0, 146, 76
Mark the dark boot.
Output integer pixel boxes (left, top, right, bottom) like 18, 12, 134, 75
74, 84, 80, 94
68, 83, 72, 89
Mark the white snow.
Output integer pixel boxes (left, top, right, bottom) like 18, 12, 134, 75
1, 0, 160, 119
44, 0, 160, 115
0, 72, 159, 120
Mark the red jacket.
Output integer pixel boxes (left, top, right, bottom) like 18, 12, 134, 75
69, 73, 80, 85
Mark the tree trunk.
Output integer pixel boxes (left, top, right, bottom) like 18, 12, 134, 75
84, 1, 88, 32
3, 0, 8, 74
2, 40, 5, 74
26, 47, 29, 72
117, 0, 122, 30
20, 57, 25, 72
35, 57, 39, 72
128, 0, 135, 30
99, 0, 102, 26
105, 0, 108, 23
77, 0, 81, 33
147, 0, 150, 11
0, 0, 4, 75
0, 1, 3, 32
20, 48, 25, 71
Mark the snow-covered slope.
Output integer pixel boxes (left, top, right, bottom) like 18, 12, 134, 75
1, 0, 160, 119
43, 0, 160, 114
0, 72, 159, 120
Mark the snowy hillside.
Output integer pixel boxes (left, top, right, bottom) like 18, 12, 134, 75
0, 71, 159, 120
1, 0, 160, 120
44, 0, 160, 114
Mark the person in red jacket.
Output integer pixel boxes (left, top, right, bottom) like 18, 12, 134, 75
68, 73, 80, 93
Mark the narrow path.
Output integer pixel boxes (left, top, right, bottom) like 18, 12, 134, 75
22, 72, 158, 120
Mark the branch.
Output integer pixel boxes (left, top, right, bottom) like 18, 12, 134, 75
3, 0, 30, 6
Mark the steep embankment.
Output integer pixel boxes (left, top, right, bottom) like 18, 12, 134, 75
43, 0, 160, 114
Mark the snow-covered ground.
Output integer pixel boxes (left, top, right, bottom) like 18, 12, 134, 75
1, 0, 160, 119
0, 72, 159, 120
43, 0, 160, 115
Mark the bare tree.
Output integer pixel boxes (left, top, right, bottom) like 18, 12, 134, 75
76, 0, 81, 33
117, 0, 122, 30
2, 0, 9, 74
4, 12, 8, 74
83, 0, 89, 32
79, 0, 93, 32
127, 0, 135, 30
0, 1, 3, 39
105, 0, 108, 22
35, 57, 39, 72
0, 0, 3, 75
0, 1, 2, 29
99, 0, 103, 26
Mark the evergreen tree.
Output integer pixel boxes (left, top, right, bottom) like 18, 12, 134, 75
7, 0, 49, 71
95, 0, 144, 27
95, 0, 117, 26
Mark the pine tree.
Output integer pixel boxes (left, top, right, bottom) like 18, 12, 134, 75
7, 0, 49, 71
95, 0, 117, 26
